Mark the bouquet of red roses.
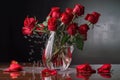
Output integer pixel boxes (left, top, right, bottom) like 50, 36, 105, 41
22, 4, 100, 70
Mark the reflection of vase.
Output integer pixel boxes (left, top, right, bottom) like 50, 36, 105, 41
42, 45, 74, 71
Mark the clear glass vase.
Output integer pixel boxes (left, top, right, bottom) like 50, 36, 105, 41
42, 45, 74, 71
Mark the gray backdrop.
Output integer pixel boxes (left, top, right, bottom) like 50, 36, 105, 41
70, 0, 120, 64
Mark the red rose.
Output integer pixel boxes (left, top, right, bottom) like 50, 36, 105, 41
61, 12, 74, 25
97, 64, 111, 73
24, 16, 37, 28
85, 12, 101, 24
65, 8, 73, 14
76, 64, 96, 73
4, 60, 23, 72
78, 24, 89, 34
22, 27, 32, 35
67, 23, 78, 35
22, 17, 37, 35
48, 17, 57, 31
48, 7, 60, 16
73, 4, 84, 16
48, 7, 61, 19
51, 7, 60, 12
51, 11, 61, 19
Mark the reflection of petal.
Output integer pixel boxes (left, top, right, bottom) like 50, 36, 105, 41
59, 73, 72, 80
3, 72, 20, 79
3, 60, 23, 72
64, 74, 72, 80
42, 76, 52, 80
76, 72, 93, 80
10, 72, 20, 79
99, 73, 111, 78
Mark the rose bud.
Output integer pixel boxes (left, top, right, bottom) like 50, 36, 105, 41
73, 4, 84, 16
22, 27, 32, 35
48, 7, 61, 19
48, 17, 57, 31
51, 7, 60, 12
67, 23, 78, 35
61, 12, 74, 25
65, 8, 73, 14
22, 16, 37, 35
78, 24, 89, 34
51, 11, 61, 19
85, 12, 101, 24
24, 16, 37, 28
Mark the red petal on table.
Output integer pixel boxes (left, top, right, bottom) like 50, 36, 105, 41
76, 64, 96, 73
50, 69, 57, 75
97, 64, 111, 73
4, 60, 23, 72
41, 68, 57, 77
3, 72, 20, 79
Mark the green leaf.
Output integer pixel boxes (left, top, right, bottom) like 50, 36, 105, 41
43, 21, 48, 26
46, 16, 50, 21
61, 35, 70, 45
33, 31, 37, 35
74, 34, 84, 50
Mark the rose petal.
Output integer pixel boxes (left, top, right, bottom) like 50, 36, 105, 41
3, 60, 23, 72
41, 69, 57, 77
76, 64, 96, 73
97, 64, 111, 73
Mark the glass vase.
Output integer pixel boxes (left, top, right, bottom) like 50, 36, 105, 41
42, 45, 74, 71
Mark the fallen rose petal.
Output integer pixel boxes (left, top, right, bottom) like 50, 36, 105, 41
3, 60, 23, 72
50, 69, 57, 75
3, 72, 20, 79
97, 64, 111, 73
41, 69, 57, 77
76, 64, 96, 73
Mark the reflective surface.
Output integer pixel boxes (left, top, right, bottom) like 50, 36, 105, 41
0, 63, 120, 80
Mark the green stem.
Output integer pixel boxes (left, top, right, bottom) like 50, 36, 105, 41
53, 45, 65, 55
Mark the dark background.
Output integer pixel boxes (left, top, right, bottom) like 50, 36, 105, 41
0, 0, 120, 64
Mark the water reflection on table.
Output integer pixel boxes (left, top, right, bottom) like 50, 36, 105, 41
0, 63, 120, 80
